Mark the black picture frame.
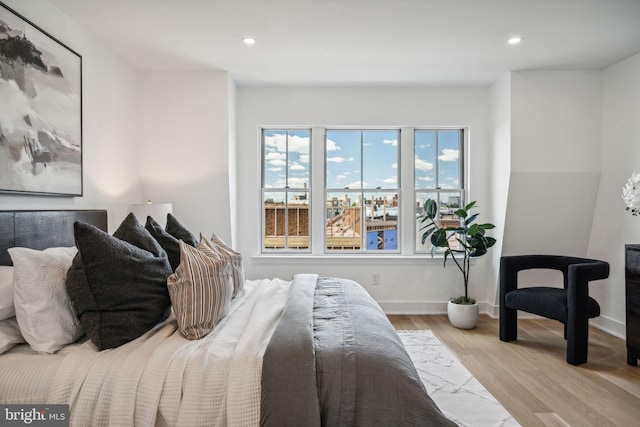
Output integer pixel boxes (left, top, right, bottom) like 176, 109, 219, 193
0, 1, 82, 197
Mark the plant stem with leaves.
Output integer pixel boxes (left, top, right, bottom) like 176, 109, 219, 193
419, 199, 496, 304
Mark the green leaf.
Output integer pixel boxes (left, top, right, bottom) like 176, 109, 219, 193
471, 248, 487, 257
465, 213, 479, 225
424, 199, 437, 219
479, 223, 496, 229
485, 237, 497, 248
431, 229, 449, 247
454, 208, 467, 219
467, 223, 480, 235
421, 228, 436, 244
464, 201, 477, 211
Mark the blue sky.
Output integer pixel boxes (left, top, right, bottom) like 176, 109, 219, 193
263, 129, 310, 191
263, 128, 460, 193
415, 130, 461, 189
326, 130, 399, 189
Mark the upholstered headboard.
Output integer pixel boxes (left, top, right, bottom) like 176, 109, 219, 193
0, 210, 108, 266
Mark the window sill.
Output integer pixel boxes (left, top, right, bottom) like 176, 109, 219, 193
251, 254, 459, 265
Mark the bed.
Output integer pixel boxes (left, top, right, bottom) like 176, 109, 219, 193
0, 209, 455, 427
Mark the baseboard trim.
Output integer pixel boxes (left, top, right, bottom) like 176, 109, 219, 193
379, 301, 626, 339
379, 301, 492, 316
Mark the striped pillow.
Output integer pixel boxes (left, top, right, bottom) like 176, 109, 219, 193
202, 233, 245, 298
167, 240, 233, 340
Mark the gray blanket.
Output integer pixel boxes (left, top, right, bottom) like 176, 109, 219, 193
261, 274, 456, 427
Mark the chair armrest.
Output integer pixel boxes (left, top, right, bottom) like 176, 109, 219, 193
567, 261, 610, 288
500, 255, 609, 294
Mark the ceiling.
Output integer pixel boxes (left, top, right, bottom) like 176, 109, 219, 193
49, 0, 640, 86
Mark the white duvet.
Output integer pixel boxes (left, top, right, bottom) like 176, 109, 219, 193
47, 278, 291, 427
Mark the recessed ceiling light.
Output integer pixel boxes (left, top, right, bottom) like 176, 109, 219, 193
242, 37, 256, 46
508, 36, 523, 45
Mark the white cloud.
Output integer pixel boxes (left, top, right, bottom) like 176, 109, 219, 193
344, 181, 366, 189
391, 162, 397, 169
264, 133, 309, 154
326, 139, 341, 152
438, 148, 459, 162
415, 155, 434, 171
419, 176, 434, 182
383, 176, 397, 184
268, 167, 283, 172
265, 151, 285, 161
383, 139, 398, 147
268, 159, 286, 167
299, 154, 309, 163
336, 174, 347, 180
327, 156, 354, 163
289, 162, 306, 171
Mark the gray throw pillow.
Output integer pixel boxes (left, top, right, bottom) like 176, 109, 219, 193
166, 213, 198, 247
65, 221, 172, 350
146, 215, 197, 271
145, 216, 182, 271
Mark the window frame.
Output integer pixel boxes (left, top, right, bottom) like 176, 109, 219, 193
258, 126, 467, 257
414, 128, 466, 254
260, 128, 312, 253
324, 128, 401, 254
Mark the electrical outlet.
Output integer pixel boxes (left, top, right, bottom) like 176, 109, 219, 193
371, 273, 380, 285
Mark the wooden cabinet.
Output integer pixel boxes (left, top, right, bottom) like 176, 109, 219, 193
626, 244, 640, 366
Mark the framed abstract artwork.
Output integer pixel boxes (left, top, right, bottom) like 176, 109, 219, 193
0, 2, 82, 196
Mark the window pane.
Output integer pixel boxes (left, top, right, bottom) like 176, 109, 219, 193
263, 191, 309, 250
326, 191, 362, 250
287, 130, 310, 189
363, 130, 399, 189
263, 129, 310, 189
263, 191, 286, 249
437, 130, 461, 189
365, 192, 399, 251
326, 130, 361, 189
263, 130, 287, 188
415, 131, 436, 189
287, 192, 309, 249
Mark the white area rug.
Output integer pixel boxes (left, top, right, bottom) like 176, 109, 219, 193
398, 330, 520, 427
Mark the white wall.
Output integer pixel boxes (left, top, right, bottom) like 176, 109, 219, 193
0, 0, 142, 232
588, 53, 640, 337
236, 86, 493, 313
137, 71, 234, 242
488, 73, 511, 314
502, 71, 603, 258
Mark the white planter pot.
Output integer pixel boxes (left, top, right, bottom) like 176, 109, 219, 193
447, 300, 479, 329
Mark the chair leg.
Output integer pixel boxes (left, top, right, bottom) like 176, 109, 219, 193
566, 316, 589, 366
500, 307, 518, 342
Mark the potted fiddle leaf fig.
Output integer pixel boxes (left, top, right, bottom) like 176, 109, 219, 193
419, 199, 496, 329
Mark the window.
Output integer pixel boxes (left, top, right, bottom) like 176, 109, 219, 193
261, 129, 311, 251
325, 130, 400, 252
260, 127, 465, 255
414, 129, 465, 252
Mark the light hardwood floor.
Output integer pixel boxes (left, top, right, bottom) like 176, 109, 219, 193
388, 315, 640, 427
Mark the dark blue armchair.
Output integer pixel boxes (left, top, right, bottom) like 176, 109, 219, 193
499, 255, 609, 366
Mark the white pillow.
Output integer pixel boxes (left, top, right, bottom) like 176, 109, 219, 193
0, 266, 15, 320
0, 317, 25, 354
7, 247, 83, 353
